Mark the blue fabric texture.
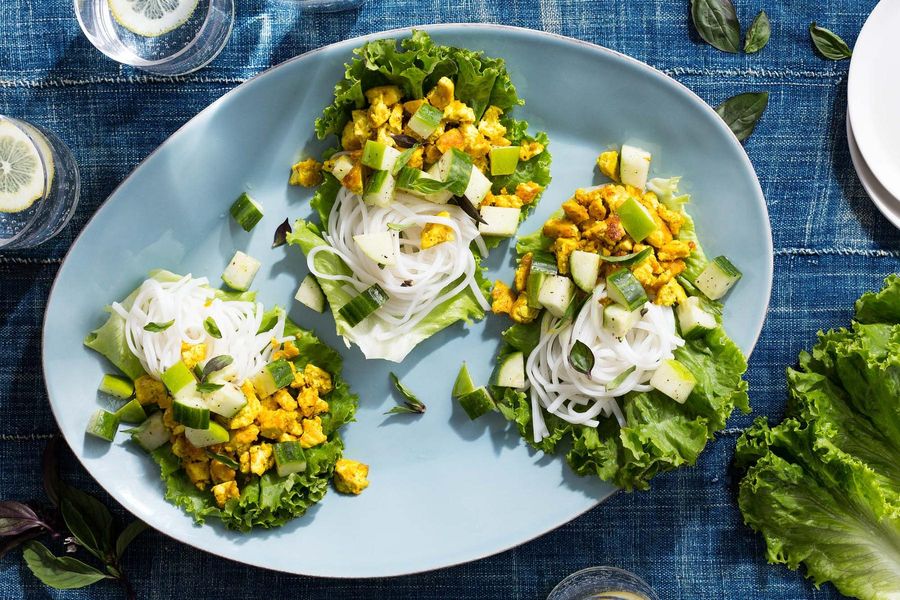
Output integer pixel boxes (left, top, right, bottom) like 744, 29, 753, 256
1, 0, 899, 598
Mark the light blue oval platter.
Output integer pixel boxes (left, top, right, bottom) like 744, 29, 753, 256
42, 24, 773, 577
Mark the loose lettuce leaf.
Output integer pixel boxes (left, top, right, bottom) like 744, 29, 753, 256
286, 220, 492, 362
855, 273, 900, 325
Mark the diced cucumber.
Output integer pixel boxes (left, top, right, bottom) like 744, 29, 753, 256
620, 144, 651, 189
273, 441, 307, 477
86, 409, 119, 442
204, 382, 247, 418
606, 269, 648, 311
432, 148, 473, 196
353, 231, 396, 266
452, 362, 476, 397
478, 206, 521, 237
616, 197, 657, 242
129, 412, 168, 452
649, 358, 696, 403
694, 256, 742, 300
458, 386, 495, 420
490, 146, 520, 176
530, 252, 559, 273
339, 284, 389, 327
676, 296, 717, 339
221, 251, 261, 292
114, 398, 147, 424
185, 422, 229, 448
538, 275, 575, 318
295, 274, 325, 313
98, 374, 134, 400
603, 304, 641, 337
331, 155, 355, 182
494, 352, 525, 389
408, 103, 443, 139
161, 361, 196, 397
463, 166, 492, 207
569, 250, 601, 292
250, 359, 294, 399
229, 192, 263, 232
363, 170, 396, 207
361, 140, 402, 172
526, 270, 549, 308
173, 394, 209, 429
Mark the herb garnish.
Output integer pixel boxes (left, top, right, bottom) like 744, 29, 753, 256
690, 0, 741, 53
598, 247, 652, 266
142, 320, 173, 333
449, 195, 488, 225
809, 22, 852, 60
744, 11, 771, 54
385, 372, 426, 415
203, 317, 222, 339
272, 218, 293, 248
715, 92, 769, 142
569, 340, 596, 375
387, 222, 412, 232
196, 382, 224, 394
199, 355, 233, 382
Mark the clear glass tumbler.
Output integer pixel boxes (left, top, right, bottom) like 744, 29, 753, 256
74, 0, 235, 76
547, 566, 660, 600
288, 0, 364, 11
0, 116, 80, 250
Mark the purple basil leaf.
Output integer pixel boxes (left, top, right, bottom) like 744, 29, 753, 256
272, 218, 292, 248
0, 502, 46, 536
0, 529, 43, 560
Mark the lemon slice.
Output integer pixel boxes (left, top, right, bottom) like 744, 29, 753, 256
108, 0, 201, 38
0, 120, 45, 214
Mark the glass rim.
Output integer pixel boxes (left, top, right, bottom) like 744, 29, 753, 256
73, 0, 235, 72
0, 114, 52, 199
547, 566, 659, 600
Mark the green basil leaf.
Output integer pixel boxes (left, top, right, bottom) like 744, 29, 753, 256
607, 366, 637, 391
257, 312, 278, 334
744, 11, 771, 54
22, 541, 109, 590
384, 405, 423, 415
569, 340, 596, 375
207, 451, 240, 470
391, 144, 421, 176
809, 22, 852, 60
143, 320, 174, 333
553, 290, 590, 332
115, 520, 148, 559
690, 0, 741, 53
388, 372, 426, 414
200, 355, 233, 382
599, 247, 653, 266
196, 382, 224, 394
203, 317, 222, 339
0, 529, 42, 560
715, 92, 769, 142
59, 487, 114, 563
397, 167, 452, 194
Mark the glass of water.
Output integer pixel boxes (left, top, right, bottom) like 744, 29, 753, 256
0, 116, 80, 250
74, 0, 235, 76
547, 566, 660, 600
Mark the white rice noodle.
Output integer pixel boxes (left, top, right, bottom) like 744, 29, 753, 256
111, 274, 286, 383
307, 187, 490, 344
525, 283, 684, 443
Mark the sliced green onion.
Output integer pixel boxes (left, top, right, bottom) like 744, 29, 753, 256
207, 451, 239, 470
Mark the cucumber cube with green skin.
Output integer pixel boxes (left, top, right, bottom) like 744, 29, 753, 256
458, 386, 495, 420
526, 270, 549, 308
222, 251, 261, 292
331, 155, 355, 182
676, 296, 717, 338
250, 360, 294, 398
185, 422, 230, 448
229, 192, 264, 232
616, 196, 657, 242
463, 166, 492, 207
363, 170, 396, 207
161, 361, 196, 396
478, 206, 521, 237
129, 412, 168, 452
537, 275, 575, 318
606, 269, 648, 311
295, 274, 325, 313
603, 304, 641, 337
204, 382, 247, 418
99, 374, 134, 400
694, 256, 742, 300
408, 104, 443, 139
353, 231, 396, 266
274, 441, 307, 477
86, 409, 120, 442
452, 362, 476, 397
569, 250, 601, 292
490, 146, 520, 176
433, 149, 473, 195
114, 398, 147, 424
494, 352, 526, 389
339, 284, 389, 327
620, 144, 652, 189
362, 140, 402, 172
649, 358, 696, 403
173, 394, 209, 429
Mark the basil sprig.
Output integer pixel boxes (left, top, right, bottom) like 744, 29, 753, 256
203, 317, 222, 339
385, 372, 426, 415
200, 355, 233, 382
744, 11, 771, 54
690, 0, 741, 53
569, 340, 596, 375
809, 22, 852, 60
143, 320, 174, 333
396, 167, 452, 195
272, 218, 293, 248
715, 92, 769, 142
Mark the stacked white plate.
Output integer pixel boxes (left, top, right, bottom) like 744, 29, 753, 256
847, 0, 900, 230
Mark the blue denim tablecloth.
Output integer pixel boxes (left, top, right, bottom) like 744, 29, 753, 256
1, 0, 899, 598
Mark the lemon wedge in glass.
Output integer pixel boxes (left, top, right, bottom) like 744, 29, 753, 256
0, 120, 46, 214
108, 0, 201, 38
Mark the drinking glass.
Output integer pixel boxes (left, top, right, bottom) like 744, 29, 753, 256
290, 0, 364, 11
547, 566, 660, 600
0, 116, 80, 250
74, 0, 235, 76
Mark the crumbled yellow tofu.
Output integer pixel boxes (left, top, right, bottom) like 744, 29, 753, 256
341, 162, 365, 195
184, 461, 210, 489
272, 340, 300, 361
180, 343, 207, 371
655, 279, 688, 306
515, 181, 543, 205
211, 481, 240, 507
542, 218, 580, 240
426, 77, 455, 109
406, 146, 424, 169
403, 98, 427, 115
597, 150, 620, 181
289, 158, 323, 188
491, 280, 516, 315
273, 388, 297, 411
421, 211, 456, 249
225, 424, 259, 454
435, 128, 466, 153
161, 407, 185, 436
299, 417, 327, 449
443, 100, 475, 124
134, 375, 167, 406
562, 200, 590, 225
333, 459, 370, 495
519, 141, 544, 161
248, 443, 274, 476
171, 434, 208, 462
364, 85, 403, 106
210, 459, 237, 483
478, 106, 507, 143
510, 293, 540, 324
489, 193, 524, 209
341, 109, 372, 151
551, 237, 579, 275
257, 409, 302, 439
657, 240, 694, 261
514, 252, 532, 292
303, 364, 333, 395
228, 382, 261, 429
297, 386, 329, 419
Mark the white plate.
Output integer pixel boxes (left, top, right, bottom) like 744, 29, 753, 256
847, 114, 900, 230
847, 0, 900, 204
